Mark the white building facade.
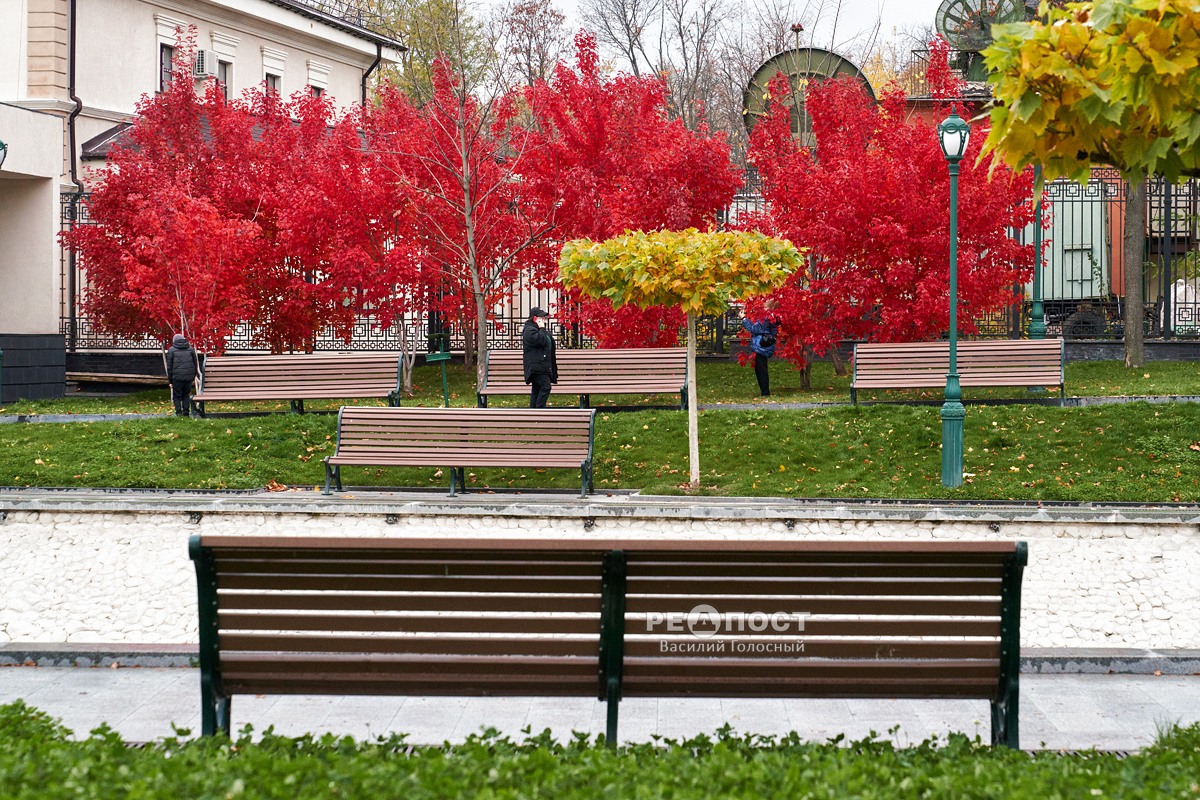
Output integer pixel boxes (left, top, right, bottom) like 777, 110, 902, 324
0, 0, 402, 401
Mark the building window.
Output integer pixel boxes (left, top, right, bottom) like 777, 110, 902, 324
265, 73, 281, 94
310, 85, 324, 98
159, 44, 175, 92
218, 60, 232, 101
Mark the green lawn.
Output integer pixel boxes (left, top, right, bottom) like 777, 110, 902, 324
2, 400, 1198, 501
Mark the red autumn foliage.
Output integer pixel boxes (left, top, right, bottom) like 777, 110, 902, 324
62, 34, 416, 354
362, 59, 558, 375
744, 60, 1038, 370
519, 33, 740, 347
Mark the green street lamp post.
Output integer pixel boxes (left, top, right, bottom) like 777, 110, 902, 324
1028, 165, 1047, 339
938, 107, 970, 488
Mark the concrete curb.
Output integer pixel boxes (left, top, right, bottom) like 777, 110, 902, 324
3, 645, 1199, 675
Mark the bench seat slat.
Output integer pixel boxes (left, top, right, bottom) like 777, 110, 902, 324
221, 677, 597, 696
218, 591, 604, 614
218, 574, 601, 593
623, 596, 1002, 616
624, 640, 1000, 660
218, 612, 601, 635
216, 558, 602, 577
628, 576, 1001, 596
218, 633, 599, 658
221, 652, 597, 671
216, 558, 1003, 580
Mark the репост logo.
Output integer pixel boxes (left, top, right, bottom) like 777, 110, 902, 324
645, 604, 809, 639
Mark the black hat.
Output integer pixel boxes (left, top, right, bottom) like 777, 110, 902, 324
530, 307, 550, 318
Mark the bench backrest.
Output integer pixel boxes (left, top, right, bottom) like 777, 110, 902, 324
853, 339, 1064, 387
191, 537, 1026, 744
198, 353, 402, 398
481, 348, 688, 394
332, 406, 595, 466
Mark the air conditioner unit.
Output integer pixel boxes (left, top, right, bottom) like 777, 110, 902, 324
193, 49, 219, 79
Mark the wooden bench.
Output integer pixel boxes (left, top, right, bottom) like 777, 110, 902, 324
851, 339, 1065, 404
192, 352, 403, 416
477, 348, 688, 409
323, 406, 596, 497
189, 536, 1028, 747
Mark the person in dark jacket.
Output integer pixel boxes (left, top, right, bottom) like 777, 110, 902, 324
165, 333, 198, 416
742, 307, 779, 398
522, 307, 558, 408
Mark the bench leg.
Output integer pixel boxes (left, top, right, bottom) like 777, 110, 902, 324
605, 677, 620, 747
200, 671, 231, 736
850, 388, 857, 405
477, 394, 488, 408
581, 461, 593, 498
448, 467, 463, 497
679, 389, 686, 411
990, 689, 1019, 748
290, 399, 305, 414
323, 462, 335, 495
580, 394, 590, 409
194, 400, 206, 418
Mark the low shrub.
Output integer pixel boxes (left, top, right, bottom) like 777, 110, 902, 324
2, 701, 1198, 799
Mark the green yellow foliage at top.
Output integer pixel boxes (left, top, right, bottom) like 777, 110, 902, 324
558, 229, 803, 316
983, 0, 1200, 183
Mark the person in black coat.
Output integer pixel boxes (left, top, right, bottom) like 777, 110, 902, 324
522, 307, 558, 408
165, 333, 198, 416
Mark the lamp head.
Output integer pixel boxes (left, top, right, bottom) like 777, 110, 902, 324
937, 106, 970, 164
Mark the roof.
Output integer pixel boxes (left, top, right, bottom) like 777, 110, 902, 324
266, 0, 405, 51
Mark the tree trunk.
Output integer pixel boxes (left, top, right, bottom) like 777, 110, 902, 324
686, 311, 700, 488
400, 321, 416, 396
476, 298, 489, 390
1123, 179, 1147, 368
829, 345, 849, 377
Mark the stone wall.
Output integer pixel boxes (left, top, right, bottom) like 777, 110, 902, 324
1, 494, 1198, 649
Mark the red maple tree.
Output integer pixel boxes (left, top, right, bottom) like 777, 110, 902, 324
519, 33, 741, 347
63, 34, 412, 356
745, 62, 1038, 374
63, 38, 259, 354
362, 59, 559, 382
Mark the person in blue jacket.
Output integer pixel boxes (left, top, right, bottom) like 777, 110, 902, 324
741, 305, 778, 397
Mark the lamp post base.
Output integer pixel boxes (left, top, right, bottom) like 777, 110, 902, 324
1028, 301, 1047, 340
940, 371, 965, 488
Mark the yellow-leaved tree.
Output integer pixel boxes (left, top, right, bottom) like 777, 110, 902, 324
982, 0, 1200, 367
560, 229, 803, 487
983, 0, 1200, 183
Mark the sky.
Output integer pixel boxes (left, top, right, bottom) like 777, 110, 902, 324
528, 0, 949, 50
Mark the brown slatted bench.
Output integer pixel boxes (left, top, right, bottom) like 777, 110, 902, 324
191, 352, 403, 416
323, 406, 596, 497
477, 348, 688, 409
851, 339, 1066, 405
189, 536, 1027, 747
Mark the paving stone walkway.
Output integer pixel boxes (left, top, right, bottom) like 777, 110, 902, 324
4, 667, 1199, 751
